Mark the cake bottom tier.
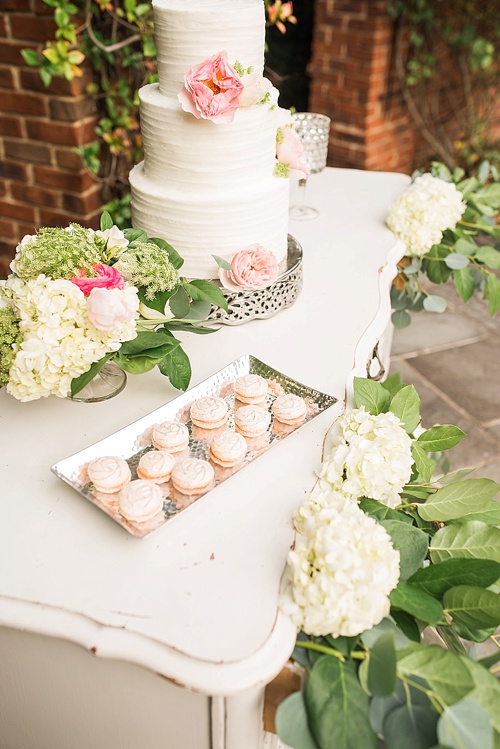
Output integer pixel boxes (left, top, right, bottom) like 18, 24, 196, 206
129, 162, 290, 279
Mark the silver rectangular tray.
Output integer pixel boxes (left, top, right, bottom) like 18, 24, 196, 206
51, 355, 338, 538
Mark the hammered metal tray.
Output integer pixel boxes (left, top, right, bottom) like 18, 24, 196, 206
51, 355, 337, 538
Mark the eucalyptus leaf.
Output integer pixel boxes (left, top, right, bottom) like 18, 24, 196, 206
165, 321, 219, 335
426, 245, 452, 284
430, 521, 500, 564
445, 253, 470, 270
390, 610, 421, 642
438, 698, 493, 749
275, 692, 319, 749
453, 622, 497, 643
185, 301, 212, 320
380, 520, 429, 579
416, 425, 465, 453
383, 703, 439, 749
438, 469, 474, 486
453, 267, 475, 302
369, 676, 431, 735
353, 377, 390, 415
305, 656, 376, 749
475, 246, 500, 269
408, 558, 500, 598
212, 254, 232, 270
397, 645, 474, 705
423, 295, 447, 313
475, 182, 500, 209
389, 385, 421, 434
367, 630, 397, 697
454, 238, 478, 256
443, 586, 500, 629
138, 287, 176, 314
460, 658, 500, 736
418, 479, 500, 522
484, 273, 500, 315
361, 618, 410, 651
392, 309, 412, 328
390, 581, 443, 626
158, 344, 192, 391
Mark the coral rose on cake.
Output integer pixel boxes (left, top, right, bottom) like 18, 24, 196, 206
218, 245, 279, 290
178, 50, 244, 124
70, 264, 126, 296
276, 125, 309, 179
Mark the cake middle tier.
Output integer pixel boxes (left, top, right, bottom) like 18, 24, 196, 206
139, 83, 282, 190
129, 162, 290, 280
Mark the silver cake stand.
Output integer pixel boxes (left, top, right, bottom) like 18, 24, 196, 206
208, 235, 303, 325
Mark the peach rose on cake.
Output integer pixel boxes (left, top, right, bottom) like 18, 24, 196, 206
239, 73, 273, 107
178, 51, 244, 124
219, 245, 279, 291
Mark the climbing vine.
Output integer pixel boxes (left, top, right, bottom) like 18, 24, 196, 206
388, 0, 500, 173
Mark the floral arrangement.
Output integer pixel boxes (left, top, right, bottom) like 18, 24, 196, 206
388, 162, 500, 327
0, 213, 227, 402
265, 1, 297, 34
277, 375, 500, 749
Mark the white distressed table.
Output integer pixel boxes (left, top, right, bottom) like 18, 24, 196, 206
0, 167, 408, 749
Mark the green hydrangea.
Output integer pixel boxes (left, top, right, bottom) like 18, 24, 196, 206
114, 242, 180, 301
14, 224, 105, 280
0, 307, 22, 387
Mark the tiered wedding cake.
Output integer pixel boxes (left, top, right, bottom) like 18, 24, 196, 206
129, 0, 291, 280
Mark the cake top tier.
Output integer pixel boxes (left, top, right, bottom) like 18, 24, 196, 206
153, 0, 266, 97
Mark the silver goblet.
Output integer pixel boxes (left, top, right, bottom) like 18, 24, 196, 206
290, 112, 331, 221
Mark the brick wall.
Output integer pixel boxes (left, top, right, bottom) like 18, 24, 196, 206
0, 0, 103, 278
309, 0, 419, 173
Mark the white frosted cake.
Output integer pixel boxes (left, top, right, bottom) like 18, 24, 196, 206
129, 0, 291, 280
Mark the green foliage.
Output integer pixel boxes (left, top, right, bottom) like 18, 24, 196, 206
392, 161, 500, 325
279, 375, 500, 749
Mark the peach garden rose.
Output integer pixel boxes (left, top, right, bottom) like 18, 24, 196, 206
178, 50, 244, 124
219, 245, 279, 290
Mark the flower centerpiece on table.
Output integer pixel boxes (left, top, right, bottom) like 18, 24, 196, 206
0, 212, 227, 402
387, 161, 500, 327
277, 374, 500, 749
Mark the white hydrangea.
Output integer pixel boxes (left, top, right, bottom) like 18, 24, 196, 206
386, 173, 466, 257
280, 493, 400, 637
5, 275, 138, 402
319, 407, 413, 508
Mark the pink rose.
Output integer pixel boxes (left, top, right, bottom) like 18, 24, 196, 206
276, 126, 310, 179
219, 245, 279, 290
87, 288, 136, 332
177, 50, 244, 124
70, 264, 125, 296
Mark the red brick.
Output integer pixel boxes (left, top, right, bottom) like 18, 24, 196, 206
38, 208, 80, 226
55, 147, 85, 170
0, 180, 7, 198
33, 165, 96, 192
0, 219, 16, 239
20, 68, 93, 97
0, 116, 23, 137
26, 118, 96, 147
62, 187, 104, 215
0, 161, 30, 181
49, 96, 96, 122
0, 16, 7, 38
33, 0, 56, 13
0, 66, 15, 88
1, 90, 47, 116
4, 139, 52, 164
11, 182, 60, 209
0, 41, 30, 65
0, 0, 30, 10
0, 200, 36, 222
10, 13, 56, 42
